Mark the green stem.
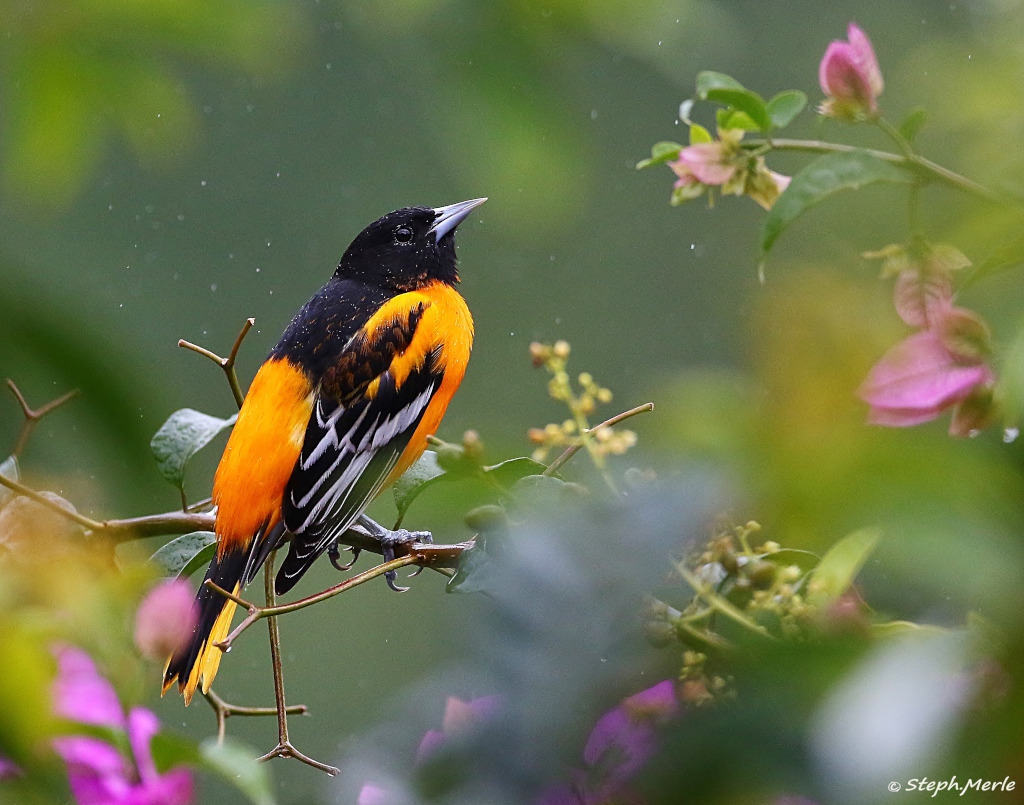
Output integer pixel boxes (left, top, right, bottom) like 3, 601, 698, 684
675, 561, 773, 639
743, 137, 1012, 207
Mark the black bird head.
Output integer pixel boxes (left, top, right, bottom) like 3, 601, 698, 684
336, 198, 487, 291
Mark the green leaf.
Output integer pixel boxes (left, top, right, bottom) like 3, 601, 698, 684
149, 531, 217, 578
688, 124, 713, 145
150, 408, 236, 491
636, 140, 683, 170
392, 450, 446, 526
767, 90, 807, 128
200, 738, 277, 805
695, 71, 747, 94
0, 455, 19, 509
482, 456, 548, 490
761, 151, 915, 255
696, 72, 770, 131
447, 539, 499, 594
807, 528, 881, 608
898, 106, 928, 143
509, 474, 587, 517
716, 107, 760, 132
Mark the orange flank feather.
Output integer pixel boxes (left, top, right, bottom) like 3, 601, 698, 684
214, 358, 315, 553
363, 281, 474, 484
163, 357, 314, 704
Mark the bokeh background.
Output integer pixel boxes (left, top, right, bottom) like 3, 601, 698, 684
4, 1, 1024, 802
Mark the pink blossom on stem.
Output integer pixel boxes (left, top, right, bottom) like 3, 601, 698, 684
859, 328, 994, 432
670, 142, 738, 187
819, 23, 884, 120
134, 579, 198, 662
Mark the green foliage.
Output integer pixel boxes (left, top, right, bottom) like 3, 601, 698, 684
766, 90, 808, 128
635, 141, 684, 170
149, 408, 236, 494
806, 528, 881, 608
761, 151, 915, 255
696, 71, 772, 132
148, 530, 218, 578
393, 448, 547, 527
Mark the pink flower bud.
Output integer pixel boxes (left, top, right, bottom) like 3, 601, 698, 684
670, 142, 737, 187
819, 23, 884, 120
134, 579, 198, 661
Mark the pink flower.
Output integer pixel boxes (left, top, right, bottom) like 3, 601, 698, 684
859, 325, 994, 433
134, 579, 198, 662
416, 695, 502, 764
670, 142, 738, 187
51, 646, 194, 805
54, 710, 193, 805
0, 754, 22, 780
819, 23, 884, 120
53, 644, 125, 728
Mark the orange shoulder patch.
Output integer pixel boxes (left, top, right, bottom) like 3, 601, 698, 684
213, 357, 314, 553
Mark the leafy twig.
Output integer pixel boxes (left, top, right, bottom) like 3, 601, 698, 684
543, 402, 655, 477
5, 380, 80, 458
178, 317, 255, 410
0, 472, 103, 531
742, 137, 1012, 207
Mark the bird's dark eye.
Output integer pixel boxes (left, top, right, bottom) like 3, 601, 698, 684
395, 226, 414, 244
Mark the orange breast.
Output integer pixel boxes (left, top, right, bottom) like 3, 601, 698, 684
213, 357, 315, 553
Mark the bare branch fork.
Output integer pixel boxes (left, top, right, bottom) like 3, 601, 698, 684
5, 379, 79, 459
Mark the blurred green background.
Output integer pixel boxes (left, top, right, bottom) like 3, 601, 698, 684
3, 0, 1024, 802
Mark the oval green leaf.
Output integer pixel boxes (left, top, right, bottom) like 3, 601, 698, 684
636, 140, 683, 170
767, 90, 807, 128
149, 531, 217, 578
761, 151, 914, 255
807, 528, 881, 608
392, 450, 446, 526
150, 408, 237, 491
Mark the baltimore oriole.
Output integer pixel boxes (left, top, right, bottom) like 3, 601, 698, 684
163, 198, 485, 703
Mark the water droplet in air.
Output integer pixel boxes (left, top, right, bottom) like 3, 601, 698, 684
1003, 427, 1019, 443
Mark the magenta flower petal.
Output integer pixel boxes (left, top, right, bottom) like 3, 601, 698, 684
53, 736, 133, 805
52, 645, 125, 729
860, 330, 994, 429
134, 580, 199, 662
583, 681, 678, 783
0, 754, 21, 780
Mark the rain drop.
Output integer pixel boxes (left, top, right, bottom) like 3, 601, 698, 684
1003, 427, 1019, 444
211, 283, 218, 292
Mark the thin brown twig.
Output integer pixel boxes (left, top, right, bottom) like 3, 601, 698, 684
254, 551, 339, 775
0, 472, 103, 531
543, 402, 655, 477
178, 317, 255, 410
203, 688, 307, 746
210, 553, 424, 651
6, 380, 80, 458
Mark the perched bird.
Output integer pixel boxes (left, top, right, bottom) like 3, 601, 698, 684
163, 198, 485, 704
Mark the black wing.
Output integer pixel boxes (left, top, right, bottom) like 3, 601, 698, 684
276, 311, 441, 594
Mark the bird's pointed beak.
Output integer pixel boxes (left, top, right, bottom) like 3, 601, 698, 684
429, 197, 487, 243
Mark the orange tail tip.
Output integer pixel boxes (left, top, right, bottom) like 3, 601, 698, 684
162, 547, 248, 705
161, 592, 238, 705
